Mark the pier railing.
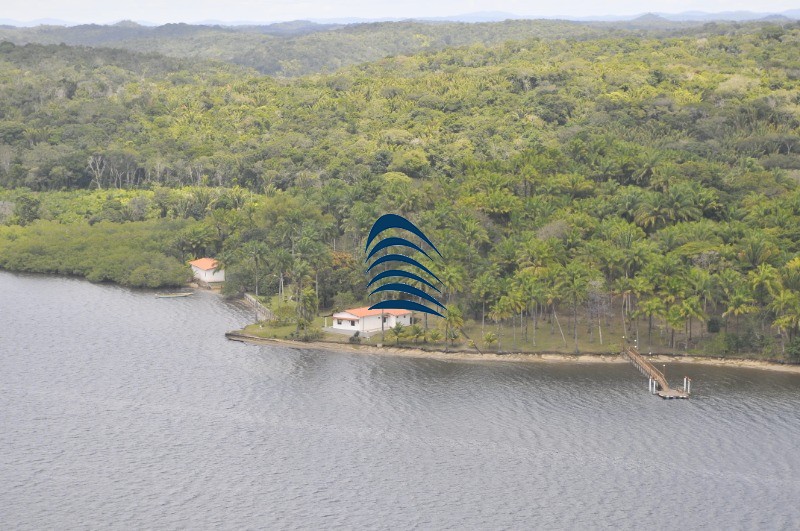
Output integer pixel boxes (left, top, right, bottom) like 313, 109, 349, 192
621, 346, 669, 391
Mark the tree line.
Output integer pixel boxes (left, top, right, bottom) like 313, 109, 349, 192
1, 22, 800, 358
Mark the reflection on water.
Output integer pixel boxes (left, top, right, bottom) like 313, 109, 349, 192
1, 271, 799, 529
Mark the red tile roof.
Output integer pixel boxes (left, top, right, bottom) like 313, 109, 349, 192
334, 306, 412, 318
189, 258, 219, 271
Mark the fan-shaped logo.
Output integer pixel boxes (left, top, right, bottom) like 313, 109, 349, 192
364, 214, 447, 318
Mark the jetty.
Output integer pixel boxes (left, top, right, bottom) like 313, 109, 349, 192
621, 346, 690, 399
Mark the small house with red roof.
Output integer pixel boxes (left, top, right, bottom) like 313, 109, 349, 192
189, 258, 225, 284
331, 306, 412, 334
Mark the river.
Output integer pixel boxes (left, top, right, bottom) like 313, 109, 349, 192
1, 271, 799, 529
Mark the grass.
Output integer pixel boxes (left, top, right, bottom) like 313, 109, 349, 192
242, 315, 325, 339
236, 299, 791, 361
240, 313, 685, 353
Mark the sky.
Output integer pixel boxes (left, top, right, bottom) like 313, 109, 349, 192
4, 0, 799, 25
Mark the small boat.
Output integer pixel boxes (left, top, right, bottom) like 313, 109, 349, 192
155, 291, 194, 298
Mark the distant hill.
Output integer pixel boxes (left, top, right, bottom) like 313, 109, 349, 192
656, 10, 799, 22
632, 14, 671, 23
0, 18, 795, 77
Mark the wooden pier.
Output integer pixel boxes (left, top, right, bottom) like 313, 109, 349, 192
621, 346, 690, 399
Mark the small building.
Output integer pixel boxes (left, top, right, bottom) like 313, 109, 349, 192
189, 258, 225, 283
332, 306, 412, 334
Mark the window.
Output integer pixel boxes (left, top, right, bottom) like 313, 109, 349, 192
337, 319, 342, 325
351, 320, 356, 326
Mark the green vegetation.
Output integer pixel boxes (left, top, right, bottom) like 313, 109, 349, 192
0, 19, 723, 77
1, 21, 800, 360
0, 218, 192, 287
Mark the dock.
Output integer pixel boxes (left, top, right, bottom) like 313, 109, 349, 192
621, 346, 690, 399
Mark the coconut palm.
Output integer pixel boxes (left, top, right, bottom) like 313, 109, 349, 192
556, 262, 594, 353
488, 299, 512, 352
408, 324, 424, 344
388, 323, 406, 345
240, 241, 269, 297
722, 288, 758, 333
472, 270, 498, 336
443, 306, 464, 347
636, 296, 666, 347
500, 288, 526, 350
770, 289, 800, 351
679, 295, 705, 344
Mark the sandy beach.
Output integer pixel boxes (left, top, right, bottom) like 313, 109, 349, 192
225, 332, 800, 374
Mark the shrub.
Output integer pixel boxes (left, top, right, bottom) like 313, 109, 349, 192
786, 338, 800, 362
291, 327, 322, 342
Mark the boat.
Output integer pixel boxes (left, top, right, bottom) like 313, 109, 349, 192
155, 291, 194, 298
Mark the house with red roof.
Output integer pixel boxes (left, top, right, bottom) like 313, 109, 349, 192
189, 258, 225, 284
331, 306, 412, 334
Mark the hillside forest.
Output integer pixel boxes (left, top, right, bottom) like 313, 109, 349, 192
1, 20, 800, 359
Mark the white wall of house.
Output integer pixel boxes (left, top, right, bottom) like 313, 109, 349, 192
388, 314, 412, 327
361, 314, 383, 332
331, 311, 412, 333
332, 313, 360, 331
191, 266, 225, 283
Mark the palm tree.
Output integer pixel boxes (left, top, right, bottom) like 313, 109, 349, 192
515, 268, 546, 346
483, 332, 498, 350
557, 263, 593, 353
488, 299, 511, 352
770, 289, 800, 352
472, 271, 498, 336
613, 276, 634, 339
543, 276, 568, 348
634, 192, 669, 231
638, 296, 666, 347
457, 214, 489, 268
714, 269, 744, 307
240, 241, 269, 297
438, 264, 466, 305
388, 323, 406, 345
443, 306, 464, 347
269, 248, 292, 301
738, 237, 777, 270
679, 295, 705, 344
666, 306, 685, 349
634, 148, 663, 186
780, 258, 800, 292
499, 289, 525, 350
748, 263, 781, 331
408, 324, 424, 344
664, 184, 702, 223
687, 267, 714, 315
426, 329, 442, 344
723, 288, 758, 334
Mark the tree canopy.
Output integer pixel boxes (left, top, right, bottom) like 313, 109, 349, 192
2, 20, 800, 358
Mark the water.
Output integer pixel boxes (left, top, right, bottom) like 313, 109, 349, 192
1, 271, 799, 529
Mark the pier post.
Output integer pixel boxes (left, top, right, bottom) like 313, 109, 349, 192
684, 376, 687, 392
687, 378, 691, 394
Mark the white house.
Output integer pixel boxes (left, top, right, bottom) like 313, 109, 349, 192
189, 258, 225, 283
331, 306, 412, 334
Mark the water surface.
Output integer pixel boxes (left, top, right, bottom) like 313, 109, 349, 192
1, 271, 799, 529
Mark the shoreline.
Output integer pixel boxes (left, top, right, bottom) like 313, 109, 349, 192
224, 332, 800, 374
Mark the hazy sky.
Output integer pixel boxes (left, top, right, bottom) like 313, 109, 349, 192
6, 0, 799, 24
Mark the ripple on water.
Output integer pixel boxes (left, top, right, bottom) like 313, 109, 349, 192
1, 271, 800, 528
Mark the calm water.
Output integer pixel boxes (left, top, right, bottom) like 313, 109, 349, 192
1, 271, 800, 529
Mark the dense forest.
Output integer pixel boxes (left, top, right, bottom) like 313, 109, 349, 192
2, 20, 800, 358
